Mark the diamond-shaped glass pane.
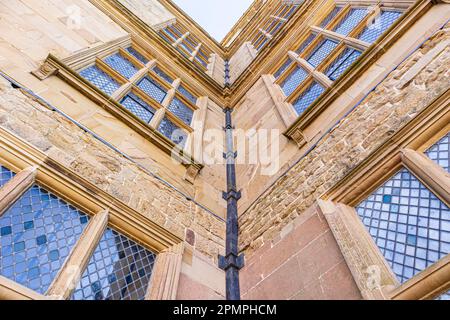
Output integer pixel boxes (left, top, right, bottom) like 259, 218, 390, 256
437, 291, 450, 300
158, 117, 187, 147
80, 65, 120, 95
121, 93, 155, 124
280, 66, 308, 97
153, 66, 173, 84
358, 11, 402, 43
333, 8, 368, 36
319, 6, 343, 28
307, 39, 339, 68
292, 82, 325, 116
71, 228, 156, 300
274, 59, 293, 79
356, 168, 450, 284
137, 77, 167, 104
325, 47, 362, 81
178, 85, 197, 105
0, 166, 15, 188
104, 53, 138, 80
425, 133, 449, 173
125, 47, 148, 64
296, 33, 317, 55
168, 98, 194, 125
0, 185, 89, 294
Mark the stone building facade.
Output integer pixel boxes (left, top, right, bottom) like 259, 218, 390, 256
0, 0, 448, 300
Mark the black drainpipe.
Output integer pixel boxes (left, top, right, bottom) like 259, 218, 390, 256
219, 107, 244, 300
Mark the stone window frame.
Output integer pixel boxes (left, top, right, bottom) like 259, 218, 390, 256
271, 3, 406, 127
317, 91, 450, 300
32, 35, 204, 183
0, 126, 184, 300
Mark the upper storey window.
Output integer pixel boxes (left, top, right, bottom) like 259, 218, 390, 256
159, 23, 213, 72
78, 45, 199, 148
250, 3, 300, 53
273, 4, 403, 117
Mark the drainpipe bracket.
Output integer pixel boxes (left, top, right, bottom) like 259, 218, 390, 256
222, 190, 242, 201
223, 151, 238, 159
218, 253, 245, 271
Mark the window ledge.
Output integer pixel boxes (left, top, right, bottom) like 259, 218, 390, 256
32, 54, 203, 179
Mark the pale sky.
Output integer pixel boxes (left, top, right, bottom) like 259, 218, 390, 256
172, 0, 253, 41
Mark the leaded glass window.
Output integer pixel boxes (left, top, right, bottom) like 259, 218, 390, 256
358, 11, 402, 43
274, 59, 293, 80
307, 39, 339, 68
425, 133, 449, 173
437, 290, 450, 300
178, 85, 197, 105
168, 98, 194, 125
71, 228, 156, 300
153, 66, 173, 84
0, 165, 15, 188
0, 185, 90, 293
125, 47, 148, 65
292, 82, 325, 116
137, 77, 167, 104
280, 66, 308, 97
158, 117, 188, 147
325, 47, 362, 81
333, 8, 368, 36
319, 6, 343, 28
103, 53, 138, 80
80, 65, 120, 95
356, 168, 450, 284
296, 33, 317, 55
121, 93, 156, 124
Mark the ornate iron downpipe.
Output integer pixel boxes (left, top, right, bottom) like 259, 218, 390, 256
219, 107, 244, 300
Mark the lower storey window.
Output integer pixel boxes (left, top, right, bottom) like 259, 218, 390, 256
356, 168, 450, 283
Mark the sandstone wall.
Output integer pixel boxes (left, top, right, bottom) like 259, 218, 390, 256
228, 42, 257, 84
118, 0, 176, 28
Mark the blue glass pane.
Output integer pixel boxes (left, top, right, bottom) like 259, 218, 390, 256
80, 65, 120, 95
168, 98, 194, 125
194, 55, 208, 68
125, 47, 148, 64
158, 117, 187, 147
162, 28, 178, 41
104, 53, 139, 80
425, 133, 449, 173
319, 6, 343, 28
71, 228, 156, 300
296, 33, 317, 55
178, 85, 197, 105
307, 39, 339, 68
437, 291, 450, 300
0, 185, 89, 293
280, 66, 308, 97
325, 48, 362, 81
274, 59, 293, 80
356, 168, 450, 284
333, 8, 368, 36
137, 77, 167, 104
0, 166, 15, 188
358, 11, 402, 43
153, 66, 173, 84
292, 82, 325, 115
121, 93, 155, 124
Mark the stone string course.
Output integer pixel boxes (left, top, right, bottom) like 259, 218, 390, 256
0, 77, 225, 262
239, 24, 450, 258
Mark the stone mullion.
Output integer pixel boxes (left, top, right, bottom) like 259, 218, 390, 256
149, 77, 180, 131
311, 26, 371, 51
145, 243, 184, 300
401, 148, 450, 207
189, 43, 202, 62
288, 51, 333, 88
184, 96, 208, 164
172, 32, 190, 48
258, 28, 273, 41
0, 276, 48, 300
46, 209, 109, 300
270, 15, 288, 22
0, 166, 37, 217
